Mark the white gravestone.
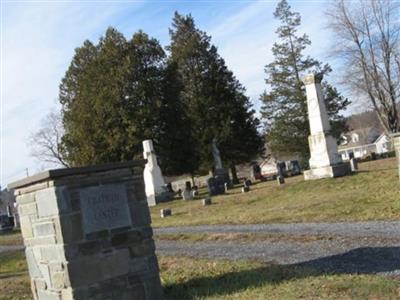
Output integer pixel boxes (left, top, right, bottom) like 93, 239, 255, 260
302, 74, 350, 180
143, 140, 166, 206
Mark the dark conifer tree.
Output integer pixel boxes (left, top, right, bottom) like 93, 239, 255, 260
169, 12, 264, 179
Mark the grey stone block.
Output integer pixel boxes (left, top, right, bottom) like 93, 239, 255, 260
129, 257, 149, 274
36, 187, 59, 218
37, 290, 61, 300
130, 202, 152, 226
25, 248, 42, 278
20, 216, 33, 238
144, 275, 164, 300
33, 222, 55, 237
57, 214, 83, 244
41, 245, 65, 262
129, 239, 156, 258
19, 203, 38, 216
24, 235, 57, 247
16, 192, 35, 204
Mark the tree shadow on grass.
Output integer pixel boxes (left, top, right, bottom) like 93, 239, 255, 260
164, 247, 400, 299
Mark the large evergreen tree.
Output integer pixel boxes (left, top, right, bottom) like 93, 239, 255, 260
260, 0, 349, 163
59, 28, 166, 166
168, 12, 264, 178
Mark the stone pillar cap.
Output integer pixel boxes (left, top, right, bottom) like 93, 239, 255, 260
302, 73, 323, 85
8, 160, 146, 190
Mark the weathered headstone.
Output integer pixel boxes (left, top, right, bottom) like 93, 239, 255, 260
160, 208, 172, 218
302, 74, 350, 180
0, 214, 14, 232
181, 189, 193, 201
207, 177, 225, 196
224, 182, 229, 192
350, 158, 358, 172
202, 198, 212, 206
241, 186, 250, 193
211, 138, 230, 184
277, 175, 285, 185
8, 161, 163, 300
244, 179, 252, 188
143, 139, 172, 206
276, 162, 287, 177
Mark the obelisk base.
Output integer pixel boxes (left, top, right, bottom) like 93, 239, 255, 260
304, 162, 351, 180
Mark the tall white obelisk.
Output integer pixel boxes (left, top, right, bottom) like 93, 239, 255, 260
302, 73, 350, 180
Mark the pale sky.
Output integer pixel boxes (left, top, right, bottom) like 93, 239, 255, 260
1, 0, 349, 187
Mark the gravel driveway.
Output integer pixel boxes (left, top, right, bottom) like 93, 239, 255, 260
2, 222, 399, 276
154, 222, 400, 276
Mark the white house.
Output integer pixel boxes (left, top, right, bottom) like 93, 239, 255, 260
338, 127, 392, 160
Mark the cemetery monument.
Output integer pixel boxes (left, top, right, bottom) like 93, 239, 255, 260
143, 139, 172, 206
302, 73, 350, 180
207, 138, 230, 196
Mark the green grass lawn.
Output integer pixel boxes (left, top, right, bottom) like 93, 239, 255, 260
151, 158, 400, 228
1, 251, 399, 300
0, 251, 31, 300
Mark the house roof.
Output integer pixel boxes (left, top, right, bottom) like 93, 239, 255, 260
338, 127, 381, 150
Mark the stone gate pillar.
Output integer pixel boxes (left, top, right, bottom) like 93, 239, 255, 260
8, 161, 163, 300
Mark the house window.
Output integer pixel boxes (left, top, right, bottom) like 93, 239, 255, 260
352, 134, 359, 143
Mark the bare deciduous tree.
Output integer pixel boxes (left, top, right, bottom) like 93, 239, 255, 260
29, 109, 70, 168
328, 0, 400, 133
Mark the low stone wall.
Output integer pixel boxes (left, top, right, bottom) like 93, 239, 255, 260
9, 161, 162, 300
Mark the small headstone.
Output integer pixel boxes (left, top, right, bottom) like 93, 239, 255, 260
244, 179, 252, 187
241, 186, 250, 193
371, 152, 377, 160
191, 190, 198, 198
277, 175, 285, 185
290, 160, 301, 176
350, 158, 358, 172
224, 182, 229, 192
182, 189, 193, 200
166, 182, 174, 193
207, 177, 225, 196
160, 208, 172, 218
185, 181, 192, 190
202, 198, 212, 206
0, 215, 14, 232
276, 161, 287, 177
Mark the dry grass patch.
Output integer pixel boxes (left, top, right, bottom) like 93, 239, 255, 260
160, 256, 400, 300
0, 230, 23, 247
1, 251, 400, 300
151, 158, 400, 228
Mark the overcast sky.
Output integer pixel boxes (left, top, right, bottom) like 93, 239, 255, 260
1, 0, 351, 187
